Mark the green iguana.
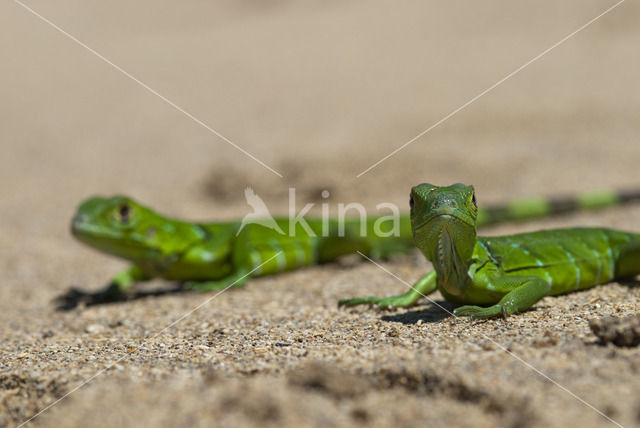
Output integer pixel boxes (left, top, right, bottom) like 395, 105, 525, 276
71, 196, 413, 295
70, 187, 640, 300
339, 183, 640, 318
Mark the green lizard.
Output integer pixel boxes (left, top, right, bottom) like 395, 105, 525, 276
70, 187, 640, 299
70, 196, 413, 295
339, 183, 640, 318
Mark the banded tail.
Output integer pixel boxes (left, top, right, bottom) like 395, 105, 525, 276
476, 189, 640, 227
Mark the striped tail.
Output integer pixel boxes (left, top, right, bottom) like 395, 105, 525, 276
476, 189, 640, 227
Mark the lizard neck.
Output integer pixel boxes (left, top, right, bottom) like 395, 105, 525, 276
434, 229, 472, 296
422, 223, 475, 297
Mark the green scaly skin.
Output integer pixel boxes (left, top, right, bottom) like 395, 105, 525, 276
70, 188, 640, 300
339, 183, 640, 318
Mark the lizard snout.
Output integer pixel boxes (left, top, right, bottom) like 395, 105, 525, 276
72, 214, 87, 225
71, 214, 89, 235
431, 199, 457, 213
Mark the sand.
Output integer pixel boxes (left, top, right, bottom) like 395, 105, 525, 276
1, 1, 639, 427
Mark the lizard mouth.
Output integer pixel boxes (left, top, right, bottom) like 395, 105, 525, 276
71, 221, 155, 262
71, 221, 121, 240
413, 213, 473, 232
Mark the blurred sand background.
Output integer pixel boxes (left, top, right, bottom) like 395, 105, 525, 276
1, 0, 639, 427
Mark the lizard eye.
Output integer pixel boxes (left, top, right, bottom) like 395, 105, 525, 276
471, 194, 477, 208
118, 204, 131, 223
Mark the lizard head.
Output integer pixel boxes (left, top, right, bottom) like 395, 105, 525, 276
71, 195, 168, 262
410, 183, 478, 293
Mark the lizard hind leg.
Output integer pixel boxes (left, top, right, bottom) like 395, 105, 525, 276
615, 239, 640, 279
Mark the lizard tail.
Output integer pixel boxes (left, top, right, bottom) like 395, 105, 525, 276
476, 188, 640, 227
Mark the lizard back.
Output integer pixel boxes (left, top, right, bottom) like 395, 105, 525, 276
477, 228, 639, 295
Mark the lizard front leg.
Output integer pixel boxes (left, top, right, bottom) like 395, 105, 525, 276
99, 265, 149, 295
339, 271, 437, 309
112, 265, 148, 291
55, 265, 149, 309
64, 265, 148, 302
454, 276, 551, 318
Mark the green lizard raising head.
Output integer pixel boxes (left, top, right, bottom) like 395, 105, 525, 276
343, 181, 640, 318
410, 183, 478, 297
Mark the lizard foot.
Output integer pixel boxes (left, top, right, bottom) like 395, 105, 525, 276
53, 283, 129, 310
453, 304, 505, 319
338, 295, 414, 309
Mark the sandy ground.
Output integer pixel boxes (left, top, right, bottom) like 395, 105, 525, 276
2, 1, 640, 427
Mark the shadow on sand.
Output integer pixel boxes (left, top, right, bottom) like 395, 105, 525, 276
53, 284, 187, 311
380, 300, 456, 324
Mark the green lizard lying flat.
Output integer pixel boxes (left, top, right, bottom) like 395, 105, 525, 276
71, 196, 414, 296
70, 187, 640, 298
339, 183, 640, 318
